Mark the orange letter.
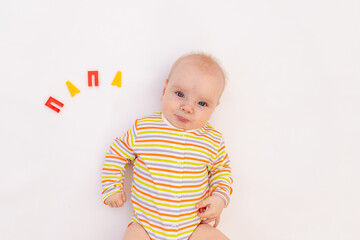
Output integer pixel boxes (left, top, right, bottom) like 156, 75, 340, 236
88, 71, 99, 86
45, 96, 64, 113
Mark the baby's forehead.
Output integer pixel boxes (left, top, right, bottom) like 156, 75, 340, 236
174, 56, 224, 80
178, 55, 220, 72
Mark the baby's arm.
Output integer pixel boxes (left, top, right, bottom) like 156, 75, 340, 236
197, 138, 232, 226
102, 123, 137, 206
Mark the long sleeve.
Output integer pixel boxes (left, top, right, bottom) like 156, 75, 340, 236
209, 138, 233, 207
101, 123, 137, 204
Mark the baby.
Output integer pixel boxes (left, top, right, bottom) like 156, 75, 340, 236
102, 53, 233, 240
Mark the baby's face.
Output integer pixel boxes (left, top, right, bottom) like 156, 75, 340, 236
161, 58, 224, 130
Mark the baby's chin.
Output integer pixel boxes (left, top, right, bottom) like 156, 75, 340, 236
172, 120, 204, 131
162, 112, 206, 130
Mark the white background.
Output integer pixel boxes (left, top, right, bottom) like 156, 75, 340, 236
1, 0, 359, 239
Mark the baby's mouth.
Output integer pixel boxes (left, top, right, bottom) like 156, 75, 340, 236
176, 115, 189, 123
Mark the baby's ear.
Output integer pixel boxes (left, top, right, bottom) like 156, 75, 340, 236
216, 100, 220, 106
161, 79, 169, 100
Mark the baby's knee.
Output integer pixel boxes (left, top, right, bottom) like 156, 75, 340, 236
190, 224, 229, 240
123, 223, 150, 240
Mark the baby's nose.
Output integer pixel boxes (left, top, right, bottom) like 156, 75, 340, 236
181, 103, 193, 113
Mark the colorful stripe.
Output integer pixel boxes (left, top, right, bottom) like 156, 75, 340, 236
102, 112, 232, 240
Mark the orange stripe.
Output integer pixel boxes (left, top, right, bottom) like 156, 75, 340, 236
138, 216, 199, 233
147, 166, 207, 175
109, 145, 123, 158
135, 158, 210, 186
105, 155, 126, 161
133, 185, 180, 204
137, 217, 177, 232
138, 153, 211, 165
136, 126, 220, 145
207, 128, 221, 135
102, 168, 120, 171
136, 139, 216, 155
138, 116, 162, 121
101, 179, 118, 183
133, 184, 209, 203
137, 126, 184, 132
133, 200, 198, 218
211, 169, 231, 175
133, 170, 208, 190
212, 155, 228, 167
218, 145, 225, 152
191, 131, 220, 144
118, 137, 132, 152
213, 191, 229, 204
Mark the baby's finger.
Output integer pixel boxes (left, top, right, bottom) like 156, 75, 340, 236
213, 217, 220, 228
197, 212, 207, 219
198, 209, 215, 219
200, 218, 216, 224
196, 198, 210, 209
121, 192, 127, 203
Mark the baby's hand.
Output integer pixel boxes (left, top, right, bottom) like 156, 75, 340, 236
105, 191, 127, 208
196, 195, 226, 228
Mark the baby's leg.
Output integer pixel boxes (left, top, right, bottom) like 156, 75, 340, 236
123, 222, 150, 240
189, 223, 229, 240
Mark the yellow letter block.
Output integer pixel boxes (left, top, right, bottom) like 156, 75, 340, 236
111, 71, 122, 88
66, 81, 80, 97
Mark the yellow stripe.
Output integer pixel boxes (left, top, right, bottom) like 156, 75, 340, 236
141, 221, 196, 238
136, 144, 213, 158
141, 157, 179, 165
209, 174, 232, 185
150, 171, 207, 180
133, 205, 198, 223
102, 176, 122, 179
129, 128, 135, 146
135, 161, 207, 179
186, 134, 219, 148
103, 190, 120, 200
133, 175, 208, 194
113, 142, 132, 159
103, 164, 121, 169
137, 131, 182, 137
136, 144, 185, 151
137, 119, 163, 124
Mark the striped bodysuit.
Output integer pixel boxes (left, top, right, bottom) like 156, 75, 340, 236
102, 112, 232, 240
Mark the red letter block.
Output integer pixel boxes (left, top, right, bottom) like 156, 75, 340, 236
45, 96, 64, 113
88, 71, 99, 86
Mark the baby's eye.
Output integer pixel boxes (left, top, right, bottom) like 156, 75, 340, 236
176, 91, 184, 98
198, 101, 208, 107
